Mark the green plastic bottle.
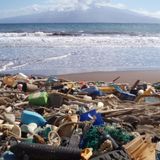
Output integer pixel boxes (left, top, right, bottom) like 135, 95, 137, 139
29, 92, 48, 106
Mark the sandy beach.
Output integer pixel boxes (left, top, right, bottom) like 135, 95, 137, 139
58, 70, 160, 84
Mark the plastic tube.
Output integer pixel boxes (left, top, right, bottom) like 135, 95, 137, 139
10, 142, 82, 160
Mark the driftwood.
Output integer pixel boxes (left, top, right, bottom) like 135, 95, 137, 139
98, 108, 135, 114
14, 101, 29, 107
0, 97, 12, 105
130, 80, 140, 91
49, 90, 99, 104
104, 109, 144, 118
0, 90, 22, 94
112, 76, 120, 83
32, 79, 47, 83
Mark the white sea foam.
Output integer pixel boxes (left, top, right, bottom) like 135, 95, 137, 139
0, 35, 160, 48
43, 53, 71, 62
0, 62, 14, 71
7, 54, 71, 71
11, 63, 28, 69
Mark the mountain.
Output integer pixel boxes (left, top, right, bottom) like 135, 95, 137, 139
0, 6, 160, 23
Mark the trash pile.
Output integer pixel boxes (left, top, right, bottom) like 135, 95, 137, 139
0, 73, 160, 160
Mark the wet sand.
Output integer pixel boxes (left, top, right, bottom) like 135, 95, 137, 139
58, 70, 160, 84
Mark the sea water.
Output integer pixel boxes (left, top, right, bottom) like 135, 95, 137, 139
0, 23, 160, 75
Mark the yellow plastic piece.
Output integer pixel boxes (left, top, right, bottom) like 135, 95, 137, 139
143, 87, 155, 96
98, 86, 115, 93
3, 76, 16, 87
81, 148, 93, 160
99, 84, 127, 93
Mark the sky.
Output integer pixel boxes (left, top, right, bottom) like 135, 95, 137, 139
1, 0, 160, 19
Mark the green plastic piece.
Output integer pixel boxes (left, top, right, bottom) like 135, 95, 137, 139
29, 92, 48, 106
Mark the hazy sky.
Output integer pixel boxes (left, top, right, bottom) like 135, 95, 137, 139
1, 0, 160, 19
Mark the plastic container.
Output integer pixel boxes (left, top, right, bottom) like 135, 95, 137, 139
81, 86, 104, 96
29, 92, 48, 106
3, 76, 17, 87
21, 123, 37, 134
80, 109, 104, 125
16, 73, 28, 80
21, 110, 47, 127
48, 93, 64, 107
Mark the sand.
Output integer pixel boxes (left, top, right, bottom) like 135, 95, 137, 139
58, 70, 160, 85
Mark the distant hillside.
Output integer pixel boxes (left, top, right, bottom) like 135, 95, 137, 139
0, 6, 160, 23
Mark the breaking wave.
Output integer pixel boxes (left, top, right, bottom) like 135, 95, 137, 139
0, 35, 160, 48
0, 31, 160, 37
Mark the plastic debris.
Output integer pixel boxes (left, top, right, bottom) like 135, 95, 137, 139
0, 73, 159, 160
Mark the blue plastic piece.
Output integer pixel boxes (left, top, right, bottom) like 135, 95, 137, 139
111, 84, 136, 101
2, 151, 15, 160
81, 86, 104, 96
46, 76, 58, 84
21, 110, 47, 126
80, 109, 104, 125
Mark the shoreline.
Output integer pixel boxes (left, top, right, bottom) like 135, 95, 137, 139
58, 70, 160, 84
1, 69, 160, 85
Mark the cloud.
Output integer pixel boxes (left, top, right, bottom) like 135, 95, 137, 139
46, 0, 111, 11
0, 0, 112, 18
31, 4, 40, 12
131, 8, 160, 18
45, 0, 127, 11
0, 3, 43, 18
1, 0, 160, 20
95, 1, 126, 9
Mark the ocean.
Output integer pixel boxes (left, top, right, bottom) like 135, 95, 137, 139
0, 23, 160, 75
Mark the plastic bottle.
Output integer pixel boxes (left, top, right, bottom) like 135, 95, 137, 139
156, 142, 160, 160
16, 73, 28, 80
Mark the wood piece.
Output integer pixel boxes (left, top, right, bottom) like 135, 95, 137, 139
112, 76, 120, 83
32, 79, 47, 83
103, 109, 142, 117
124, 136, 155, 160
98, 108, 135, 114
130, 80, 140, 91
49, 90, 98, 104
0, 90, 23, 94
14, 101, 29, 107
